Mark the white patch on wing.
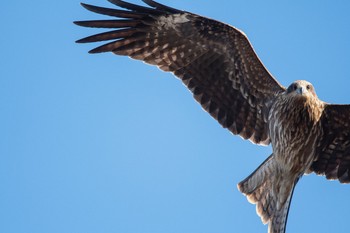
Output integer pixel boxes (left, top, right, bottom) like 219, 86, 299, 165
157, 13, 190, 29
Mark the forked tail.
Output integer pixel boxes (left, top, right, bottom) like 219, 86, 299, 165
237, 154, 299, 233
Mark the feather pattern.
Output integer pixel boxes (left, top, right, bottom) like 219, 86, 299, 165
74, 0, 285, 145
75, 2, 350, 233
311, 104, 350, 183
238, 155, 299, 233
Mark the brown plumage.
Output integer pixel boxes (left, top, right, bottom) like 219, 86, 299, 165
74, 1, 350, 233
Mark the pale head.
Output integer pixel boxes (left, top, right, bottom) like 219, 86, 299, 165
286, 80, 317, 98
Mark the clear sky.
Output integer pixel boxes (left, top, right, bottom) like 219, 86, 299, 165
2, 1, 350, 233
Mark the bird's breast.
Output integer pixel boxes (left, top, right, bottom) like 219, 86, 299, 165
268, 96, 320, 174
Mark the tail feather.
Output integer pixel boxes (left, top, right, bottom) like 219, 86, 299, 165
238, 154, 299, 233
268, 185, 295, 233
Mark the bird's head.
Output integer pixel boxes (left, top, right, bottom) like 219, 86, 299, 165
286, 80, 317, 99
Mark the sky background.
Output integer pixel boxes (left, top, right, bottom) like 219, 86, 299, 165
2, 1, 350, 233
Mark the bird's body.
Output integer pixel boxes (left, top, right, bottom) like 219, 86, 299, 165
75, 1, 350, 233
270, 81, 324, 173
238, 81, 326, 232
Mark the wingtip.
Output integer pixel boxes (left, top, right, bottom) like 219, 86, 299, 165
88, 49, 97, 54
73, 20, 94, 29
73, 20, 84, 26
80, 2, 89, 9
80, 2, 97, 11
88, 48, 104, 54
75, 38, 85, 44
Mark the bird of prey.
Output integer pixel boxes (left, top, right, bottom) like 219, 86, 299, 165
74, 1, 350, 233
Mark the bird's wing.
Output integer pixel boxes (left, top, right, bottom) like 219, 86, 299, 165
74, 0, 286, 145
311, 104, 350, 183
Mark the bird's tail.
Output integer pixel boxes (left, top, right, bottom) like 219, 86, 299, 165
237, 154, 299, 233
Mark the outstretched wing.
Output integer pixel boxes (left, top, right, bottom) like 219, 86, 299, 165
74, 0, 286, 145
311, 104, 350, 183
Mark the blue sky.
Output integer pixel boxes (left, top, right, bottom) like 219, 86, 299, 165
1, 1, 350, 233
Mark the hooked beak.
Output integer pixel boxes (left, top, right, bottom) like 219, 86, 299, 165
296, 86, 307, 95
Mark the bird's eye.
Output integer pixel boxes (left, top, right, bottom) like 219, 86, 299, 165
293, 84, 297, 90
306, 85, 311, 90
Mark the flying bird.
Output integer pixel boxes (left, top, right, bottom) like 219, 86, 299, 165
74, 1, 350, 233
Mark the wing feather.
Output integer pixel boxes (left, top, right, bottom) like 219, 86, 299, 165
75, 1, 286, 145
311, 104, 350, 183
141, 0, 183, 13
74, 19, 140, 28
76, 28, 138, 43
108, 0, 163, 14
80, 3, 147, 19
